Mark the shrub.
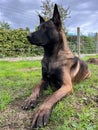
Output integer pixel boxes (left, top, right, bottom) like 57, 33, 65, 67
0, 29, 43, 57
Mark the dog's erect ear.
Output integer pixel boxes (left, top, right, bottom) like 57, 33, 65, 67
52, 4, 61, 28
39, 15, 45, 24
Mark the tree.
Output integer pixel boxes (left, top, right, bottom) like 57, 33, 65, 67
0, 21, 11, 30
39, 0, 70, 31
25, 27, 30, 32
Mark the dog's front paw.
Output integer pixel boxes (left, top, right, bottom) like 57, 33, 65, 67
22, 97, 38, 110
30, 105, 51, 129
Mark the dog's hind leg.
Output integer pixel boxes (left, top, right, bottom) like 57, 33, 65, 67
22, 80, 48, 110
30, 73, 73, 128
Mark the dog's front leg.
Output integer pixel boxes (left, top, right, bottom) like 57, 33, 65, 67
30, 76, 73, 128
22, 80, 48, 110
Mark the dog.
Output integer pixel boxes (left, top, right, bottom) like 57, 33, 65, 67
22, 4, 91, 129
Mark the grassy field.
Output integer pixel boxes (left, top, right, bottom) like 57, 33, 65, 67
0, 56, 98, 130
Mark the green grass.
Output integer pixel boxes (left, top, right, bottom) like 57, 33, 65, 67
0, 60, 41, 110
81, 54, 98, 61
0, 56, 98, 130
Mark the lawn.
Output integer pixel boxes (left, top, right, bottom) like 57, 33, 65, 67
0, 56, 98, 130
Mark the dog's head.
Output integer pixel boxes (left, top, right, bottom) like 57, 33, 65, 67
27, 4, 62, 46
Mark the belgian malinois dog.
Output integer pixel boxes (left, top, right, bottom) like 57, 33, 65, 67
22, 4, 91, 129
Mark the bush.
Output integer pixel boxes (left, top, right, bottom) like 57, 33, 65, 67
0, 28, 96, 58
0, 29, 43, 57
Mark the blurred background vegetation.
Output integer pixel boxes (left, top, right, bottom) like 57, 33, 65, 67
0, 0, 96, 57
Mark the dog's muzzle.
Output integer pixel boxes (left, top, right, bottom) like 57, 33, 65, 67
27, 34, 32, 41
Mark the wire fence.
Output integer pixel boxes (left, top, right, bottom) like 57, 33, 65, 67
68, 28, 98, 57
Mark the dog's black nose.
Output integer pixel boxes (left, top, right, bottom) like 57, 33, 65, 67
27, 34, 32, 39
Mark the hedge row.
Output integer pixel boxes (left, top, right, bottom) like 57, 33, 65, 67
0, 29, 43, 57
0, 29, 96, 58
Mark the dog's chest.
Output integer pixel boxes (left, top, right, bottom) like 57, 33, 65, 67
42, 60, 63, 87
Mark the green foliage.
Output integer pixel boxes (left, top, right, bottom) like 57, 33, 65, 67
0, 21, 11, 30
67, 35, 77, 52
0, 27, 96, 57
40, 0, 69, 31
81, 36, 96, 53
40, 0, 54, 19
0, 29, 43, 57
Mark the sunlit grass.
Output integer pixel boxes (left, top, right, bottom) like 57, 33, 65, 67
0, 56, 98, 129
0, 60, 41, 110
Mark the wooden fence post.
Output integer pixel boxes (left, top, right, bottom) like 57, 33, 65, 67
77, 27, 80, 57
95, 33, 98, 54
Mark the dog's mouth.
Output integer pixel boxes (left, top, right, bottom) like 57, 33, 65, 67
27, 36, 39, 45
27, 34, 48, 46
27, 37, 45, 46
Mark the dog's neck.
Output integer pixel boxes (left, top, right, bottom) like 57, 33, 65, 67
60, 30, 74, 54
44, 29, 74, 58
44, 44, 56, 57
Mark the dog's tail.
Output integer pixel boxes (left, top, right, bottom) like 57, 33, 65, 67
70, 57, 80, 79
71, 58, 91, 83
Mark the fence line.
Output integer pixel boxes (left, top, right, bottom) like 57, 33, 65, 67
96, 33, 98, 54
77, 27, 80, 57
75, 27, 98, 57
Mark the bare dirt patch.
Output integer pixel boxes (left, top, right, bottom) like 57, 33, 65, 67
17, 67, 40, 72
87, 58, 98, 65
0, 56, 42, 62
0, 99, 32, 130
0, 95, 47, 130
